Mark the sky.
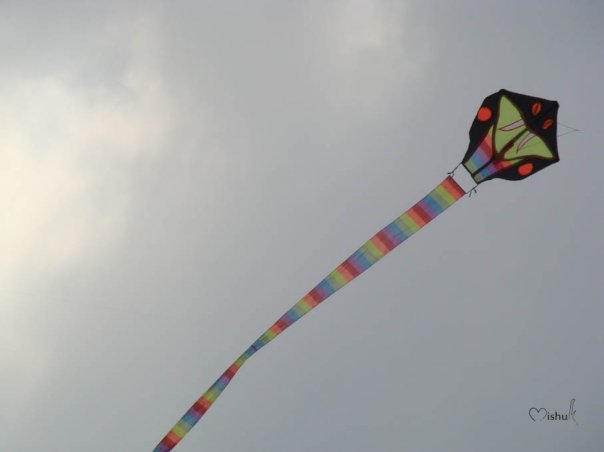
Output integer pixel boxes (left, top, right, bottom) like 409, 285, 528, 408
1, 1, 603, 451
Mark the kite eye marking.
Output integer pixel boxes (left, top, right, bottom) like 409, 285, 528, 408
532, 102, 542, 115
477, 106, 492, 122
500, 119, 525, 131
542, 119, 553, 130
518, 163, 534, 176
517, 132, 536, 153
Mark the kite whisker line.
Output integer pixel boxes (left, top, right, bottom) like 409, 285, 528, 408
558, 121, 580, 132
556, 129, 580, 139
516, 127, 578, 152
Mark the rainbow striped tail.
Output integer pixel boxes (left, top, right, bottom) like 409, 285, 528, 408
153, 176, 466, 451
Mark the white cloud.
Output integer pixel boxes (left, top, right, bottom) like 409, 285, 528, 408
0, 9, 173, 420
332, 1, 403, 55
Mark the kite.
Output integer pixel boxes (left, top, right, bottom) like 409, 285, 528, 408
153, 89, 560, 451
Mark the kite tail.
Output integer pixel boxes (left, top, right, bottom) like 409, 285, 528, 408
153, 176, 465, 451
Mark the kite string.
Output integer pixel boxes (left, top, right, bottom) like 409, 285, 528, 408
558, 121, 580, 132
507, 124, 580, 152
556, 122, 581, 140
448, 162, 479, 198
556, 129, 580, 139
447, 163, 462, 178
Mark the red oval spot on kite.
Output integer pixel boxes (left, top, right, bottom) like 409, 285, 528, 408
518, 163, 534, 176
477, 106, 492, 122
532, 102, 542, 115
542, 119, 553, 130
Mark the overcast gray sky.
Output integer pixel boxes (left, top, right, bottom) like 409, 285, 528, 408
1, 1, 603, 451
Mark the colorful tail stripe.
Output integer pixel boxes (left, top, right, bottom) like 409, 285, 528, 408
464, 129, 494, 174
473, 159, 516, 182
153, 176, 465, 451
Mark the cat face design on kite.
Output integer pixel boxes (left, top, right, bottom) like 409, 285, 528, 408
462, 89, 559, 183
